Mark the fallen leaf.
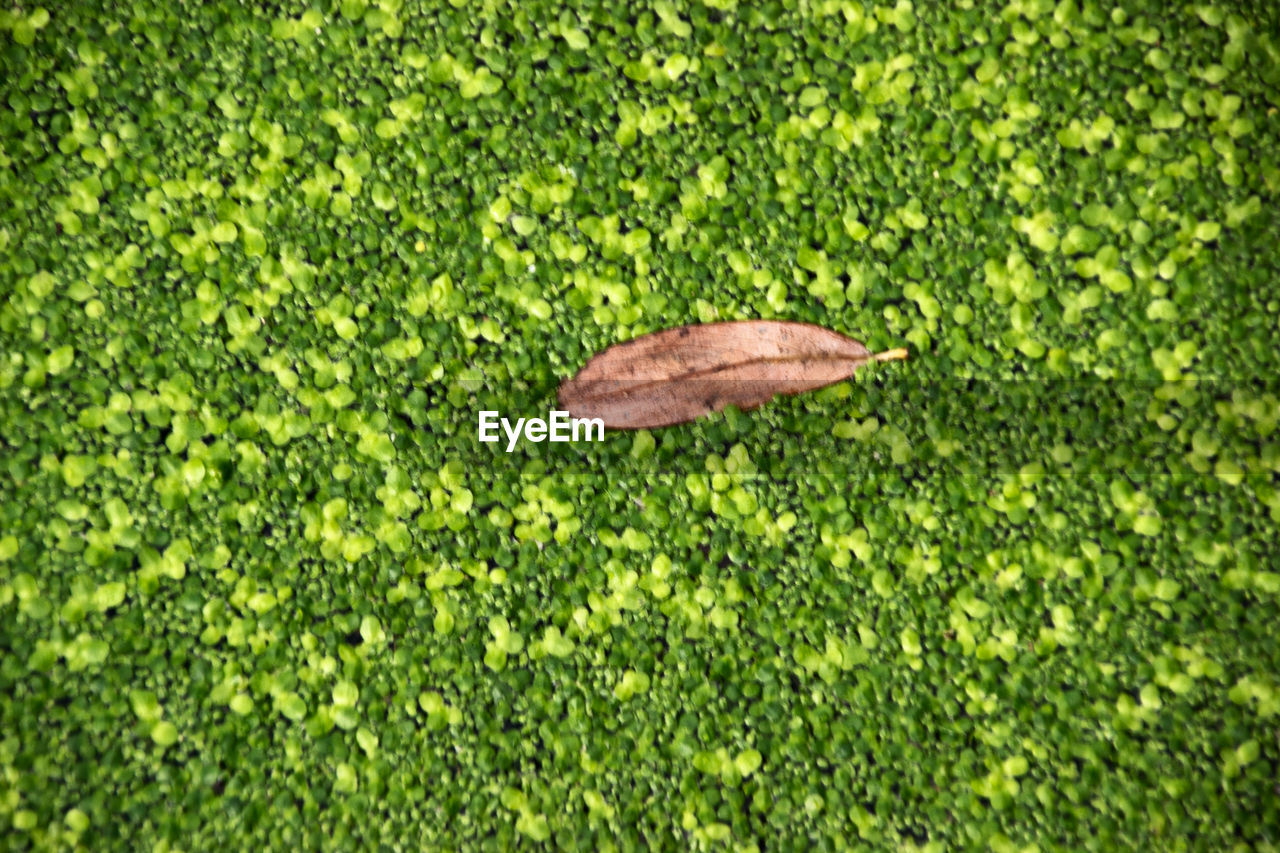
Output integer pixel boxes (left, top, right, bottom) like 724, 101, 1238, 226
558, 320, 908, 429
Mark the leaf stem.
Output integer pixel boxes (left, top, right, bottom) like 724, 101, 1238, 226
872, 347, 910, 363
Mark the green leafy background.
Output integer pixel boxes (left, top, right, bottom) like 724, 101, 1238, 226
2, 0, 1279, 849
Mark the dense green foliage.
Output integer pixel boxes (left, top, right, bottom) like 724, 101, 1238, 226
2, 0, 1279, 849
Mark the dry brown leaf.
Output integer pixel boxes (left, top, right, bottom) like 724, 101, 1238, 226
557, 320, 908, 429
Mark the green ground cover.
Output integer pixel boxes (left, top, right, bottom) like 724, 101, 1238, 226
2, 0, 1279, 849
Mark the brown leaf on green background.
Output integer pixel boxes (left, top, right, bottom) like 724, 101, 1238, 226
557, 320, 908, 429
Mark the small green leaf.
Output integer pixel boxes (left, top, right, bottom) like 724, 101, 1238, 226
150, 721, 179, 747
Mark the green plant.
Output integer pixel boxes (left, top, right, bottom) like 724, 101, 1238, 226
1, 0, 1278, 849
